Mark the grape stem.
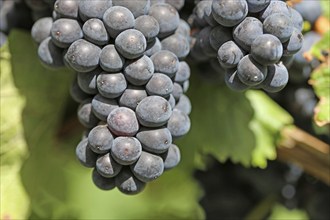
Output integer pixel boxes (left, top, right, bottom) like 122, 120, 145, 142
277, 126, 330, 185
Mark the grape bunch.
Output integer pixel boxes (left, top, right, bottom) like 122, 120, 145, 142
30, 0, 192, 195
189, 0, 304, 92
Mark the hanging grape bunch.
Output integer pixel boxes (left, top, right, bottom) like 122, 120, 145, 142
30, 0, 191, 195
189, 0, 304, 92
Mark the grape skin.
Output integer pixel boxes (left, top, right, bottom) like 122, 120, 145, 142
107, 107, 139, 136
237, 55, 267, 86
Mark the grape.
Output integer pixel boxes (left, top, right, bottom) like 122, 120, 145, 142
194, 26, 216, 57
70, 77, 92, 103
50, 18, 83, 48
92, 94, 119, 121
167, 109, 191, 139
136, 96, 172, 127
151, 50, 179, 78
115, 29, 147, 59
136, 127, 172, 154
65, 39, 101, 72
130, 151, 164, 182
172, 83, 183, 101
115, 167, 146, 195
167, 94, 176, 109
75, 138, 97, 168
146, 73, 174, 98
161, 33, 190, 59
92, 169, 116, 190
162, 144, 180, 170
144, 37, 162, 57
96, 153, 122, 178
237, 55, 267, 86
87, 125, 114, 154
112, 0, 150, 18
283, 28, 303, 56
293, 0, 322, 25
54, 0, 79, 19
293, 31, 321, 66
82, 18, 109, 46
149, 3, 180, 38
77, 99, 99, 128
251, 34, 283, 65
150, 0, 165, 6
263, 13, 294, 43
233, 17, 263, 52
107, 107, 139, 136
211, 0, 248, 27
280, 55, 294, 69
103, 6, 135, 38
259, 0, 291, 21
209, 25, 232, 51
182, 80, 189, 93
96, 72, 127, 98
165, 0, 185, 11
174, 94, 192, 115
111, 137, 142, 165
175, 19, 191, 38
134, 15, 159, 42
77, 69, 100, 95
38, 36, 64, 68
31, 17, 53, 44
100, 45, 125, 72
119, 86, 148, 110
246, 0, 270, 13
217, 41, 245, 69
123, 55, 154, 86
262, 62, 288, 93
194, 0, 217, 26
174, 61, 190, 83
289, 8, 303, 32
224, 69, 250, 92
78, 0, 112, 22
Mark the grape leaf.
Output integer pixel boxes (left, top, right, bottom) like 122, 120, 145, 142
310, 31, 330, 60
0, 42, 30, 220
308, 31, 330, 127
309, 63, 330, 127
179, 73, 293, 169
268, 203, 309, 220
321, 0, 330, 20
8, 30, 204, 220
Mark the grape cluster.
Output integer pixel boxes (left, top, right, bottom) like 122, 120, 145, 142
189, 0, 304, 92
30, 0, 191, 195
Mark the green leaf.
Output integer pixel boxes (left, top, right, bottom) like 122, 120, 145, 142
321, 0, 330, 20
246, 91, 293, 168
0, 42, 30, 220
181, 73, 293, 169
309, 63, 330, 127
310, 31, 330, 60
268, 204, 309, 220
9, 30, 204, 220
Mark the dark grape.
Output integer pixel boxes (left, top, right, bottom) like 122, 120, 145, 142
115, 29, 147, 59
112, 0, 150, 18
134, 15, 159, 42
111, 137, 142, 165
38, 37, 64, 68
146, 73, 174, 98
54, 0, 79, 19
100, 45, 125, 72
77, 99, 99, 128
75, 138, 97, 168
107, 107, 139, 136
96, 153, 122, 178
92, 169, 116, 190
167, 109, 191, 139
88, 125, 114, 154
161, 33, 190, 59
136, 127, 172, 153
151, 50, 179, 78
251, 34, 283, 65
136, 96, 172, 127
115, 167, 146, 195
82, 18, 109, 46
162, 144, 181, 170
78, 0, 112, 21
174, 94, 192, 115
31, 17, 53, 44
263, 13, 294, 43
92, 94, 119, 121
50, 18, 83, 48
130, 151, 164, 182
237, 55, 267, 86
96, 72, 127, 98
246, 0, 270, 13
119, 86, 148, 110
262, 62, 289, 93
217, 41, 245, 69
123, 55, 154, 86
211, 0, 248, 27
103, 6, 135, 38
77, 69, 100, 95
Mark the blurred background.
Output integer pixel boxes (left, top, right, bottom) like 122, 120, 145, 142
1, 0, 329, 219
